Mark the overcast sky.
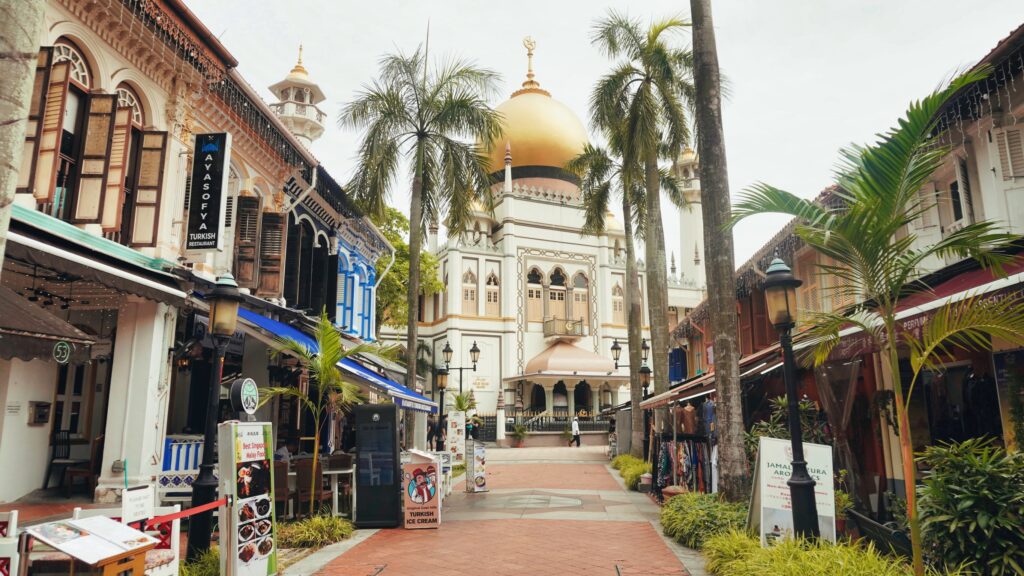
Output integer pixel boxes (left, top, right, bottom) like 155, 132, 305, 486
185, 1, 1024, 266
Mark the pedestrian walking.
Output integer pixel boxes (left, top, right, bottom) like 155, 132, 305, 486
568, 416, 581, 447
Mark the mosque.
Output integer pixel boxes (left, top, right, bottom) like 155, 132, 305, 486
385, 39, 707, 415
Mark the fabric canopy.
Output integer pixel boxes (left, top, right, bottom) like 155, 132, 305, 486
0, 285, 94, 362
237, 308, 437, 413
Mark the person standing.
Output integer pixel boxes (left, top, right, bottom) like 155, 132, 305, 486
568, 416, 581, 447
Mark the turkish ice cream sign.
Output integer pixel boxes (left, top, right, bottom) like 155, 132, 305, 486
219, 422, 277, 575
753, 436, 836, 545
402, 450, 440, 529
186, 133, 231, 252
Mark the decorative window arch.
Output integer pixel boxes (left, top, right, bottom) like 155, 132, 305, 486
612, 282, 625, 324
115, 83, 144, 126
526, 267, 543, 322
54, 38, 92, 88
485, 272, 500, 317
549, 268, 566, 287
462, 268, 477, 315
572, 272, 589, 326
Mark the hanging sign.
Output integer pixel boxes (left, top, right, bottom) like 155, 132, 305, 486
53, 341, 73, 364
186, 133, 232, 252
231, 378, 260, 416
121, 484, 155, 524
749, 436, 836, 546
219, 421, 277, 575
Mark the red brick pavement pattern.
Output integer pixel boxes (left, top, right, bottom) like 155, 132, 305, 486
479, 464, 620, 491
317, 519, 687, 576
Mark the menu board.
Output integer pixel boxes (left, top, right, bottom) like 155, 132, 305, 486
471, 442, 488, 493
219, 422, 277, 575
447, 411, 466, 464
26, 516, 156, 565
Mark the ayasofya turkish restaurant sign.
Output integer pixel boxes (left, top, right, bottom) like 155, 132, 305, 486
186, 133, 232, 252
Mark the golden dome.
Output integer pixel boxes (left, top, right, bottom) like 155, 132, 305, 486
486, 38, 588, 173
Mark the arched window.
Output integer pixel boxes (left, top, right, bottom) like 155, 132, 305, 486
612, 282, 625, 324
572, 273, 589, 327
526, 267, 543, 322
462, 269, 477, 315
115, 84, 144, 126
548, 268, 567, 319
54, 39, 91, 88
485, 273, 500, 317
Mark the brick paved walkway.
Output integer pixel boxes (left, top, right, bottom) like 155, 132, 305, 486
308, 446, 697, 576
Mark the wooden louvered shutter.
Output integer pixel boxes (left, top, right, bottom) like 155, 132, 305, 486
17, 48, 54, 195
71, 94, 116, 223
233, 196, 261, 287
129, 131, 167, 247
33, 60, 71, 203
995, 127, 1024, 181
101, 107, 132, 229
257, 212, 286, 295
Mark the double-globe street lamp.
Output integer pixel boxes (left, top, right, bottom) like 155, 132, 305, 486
441, 340, 481, 395
763, 257, 820, 539
187, 274, 243, 560
610, 338, 652, 397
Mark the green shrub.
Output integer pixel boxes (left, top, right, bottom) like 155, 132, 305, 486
179, 548, 220, 576
277, 515, 354, 548
660, 493, 748, 549
611, 454, 643, 470
702, 531, 965, 575
917, 437, 1024, 575
619, 460, 650, 490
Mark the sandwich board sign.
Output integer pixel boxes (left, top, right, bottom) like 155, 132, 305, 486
748, 436, 836, 545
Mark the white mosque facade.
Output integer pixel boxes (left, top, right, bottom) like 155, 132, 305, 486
384, 43, 707, 415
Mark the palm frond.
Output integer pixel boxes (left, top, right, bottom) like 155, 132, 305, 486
730, 183, 833, 228
798, 308, 886, 368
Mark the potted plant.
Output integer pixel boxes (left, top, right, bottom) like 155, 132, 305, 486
511, 424, 529, 448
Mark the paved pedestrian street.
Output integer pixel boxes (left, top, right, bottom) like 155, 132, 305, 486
309, 446, 701, 576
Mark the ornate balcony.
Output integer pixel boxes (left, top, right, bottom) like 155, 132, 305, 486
543, 317, 584, 338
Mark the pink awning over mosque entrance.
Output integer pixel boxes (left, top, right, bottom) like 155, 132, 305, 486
502, 341, 630, 385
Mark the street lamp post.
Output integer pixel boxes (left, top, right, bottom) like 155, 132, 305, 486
442, 340, 481, 395
763, 256, 820, 539
187, 274, 242, 561
611, 338, 652, 397
435, 368, 449, 449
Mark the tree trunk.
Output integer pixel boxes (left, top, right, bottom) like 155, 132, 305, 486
0, 0, 45, 282
405, 150, 425, 388
623, 193, 645, 458
643, 149, 671, 438
690, 0, 746, 502
885, 332, 924, 575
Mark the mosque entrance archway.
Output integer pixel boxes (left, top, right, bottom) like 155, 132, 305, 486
529, 384, 546, 412
553, 382, 569, 416
573, 381, 592, 416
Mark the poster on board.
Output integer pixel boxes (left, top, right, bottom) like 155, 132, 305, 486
447, 411, 466, 464
219, 422, 277, 575
471, 441, 488, 492
402, 450, 440, 529
751, 436, 836, 546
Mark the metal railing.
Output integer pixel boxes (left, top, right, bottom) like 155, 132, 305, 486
543, 317, 585, 338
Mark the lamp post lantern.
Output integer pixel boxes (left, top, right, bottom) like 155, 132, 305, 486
442, 340, 481, 395
763, 256, 820, 539
187, 274, 242, 560
435, 368, 449, 449
611, 338, 652, 396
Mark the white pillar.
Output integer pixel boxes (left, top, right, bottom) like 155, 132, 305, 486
544, 386, 553, 414
96, 297, 176, 502
567, 384, 575, 417
592, 388, 600, 415
496, 389, 506, 443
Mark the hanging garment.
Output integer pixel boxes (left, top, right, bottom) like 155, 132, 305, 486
658, 442, 672, 488
711, 444, 719, 493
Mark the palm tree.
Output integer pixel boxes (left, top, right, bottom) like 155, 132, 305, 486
688, 0, 747, 502
590, 11, 694, 420
449, 391, 477, 413
340, 47, 503, 389
567, 143, 683, 458
732, 69, 1024, 574
260, 311, 396, 515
